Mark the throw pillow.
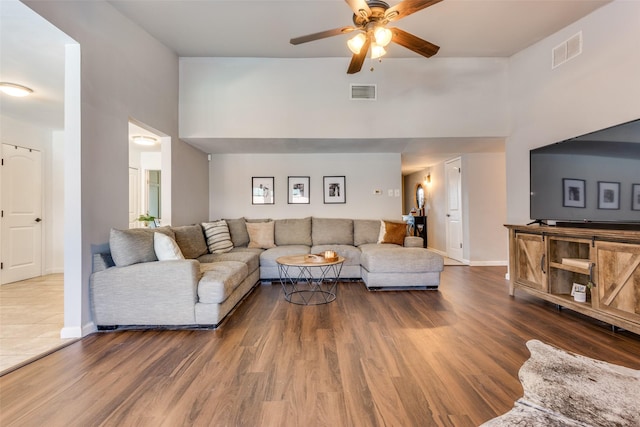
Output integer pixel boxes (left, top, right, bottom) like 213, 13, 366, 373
172, 224, 208, 259
377, 220, 407, 245
201, 220, 234, 254
109, 227, 176, 267
246, 221, 276, 249
154, 232, 185, 261
224, 217, 249, 247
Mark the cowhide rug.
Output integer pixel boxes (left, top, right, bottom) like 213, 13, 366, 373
481, 340, 640, 427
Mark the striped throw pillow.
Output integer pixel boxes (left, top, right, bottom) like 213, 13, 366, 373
201, 220, 234, 254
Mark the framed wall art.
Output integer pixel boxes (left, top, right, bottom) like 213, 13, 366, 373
632, 184, 640, 211
252, 177, 274, 205
562, 178, 585, 208
598, 181, 620, 210
323, 176, 345, 204
288, 176, 310, 204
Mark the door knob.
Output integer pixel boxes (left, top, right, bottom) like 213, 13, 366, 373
35, 217, 42, 222
446, 214, 451, 217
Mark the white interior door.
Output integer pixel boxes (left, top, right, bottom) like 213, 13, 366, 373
1, 144, 43, 284
129, 167, 139, 228
445, 157, 464, 262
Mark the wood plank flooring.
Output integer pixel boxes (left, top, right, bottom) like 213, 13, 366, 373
2, 266, 640, 426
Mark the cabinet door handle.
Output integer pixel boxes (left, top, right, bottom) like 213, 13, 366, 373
540, 254, 546, 274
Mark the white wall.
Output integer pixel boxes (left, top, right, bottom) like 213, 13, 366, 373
25, 0, 209, 335
0, 115, 64, 275
209, 153, 402, 220
462, 153, 507, 265
403, 152, 507, 265
49, 130, 65, 273
507, 1, 640, 224
180, 57, 509, 140
182, 50, 511, 243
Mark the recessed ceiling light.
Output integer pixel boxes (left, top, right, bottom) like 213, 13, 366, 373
0, 82, 34, 97
132, 135, 158, 146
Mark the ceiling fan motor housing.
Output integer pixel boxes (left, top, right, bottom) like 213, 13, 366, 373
353, 0, 390, 27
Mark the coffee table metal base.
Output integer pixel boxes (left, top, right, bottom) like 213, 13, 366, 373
277, 259, 343, 305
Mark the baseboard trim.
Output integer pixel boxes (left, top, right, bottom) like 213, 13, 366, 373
469, 261, 508, 267
60, 321, 96, 339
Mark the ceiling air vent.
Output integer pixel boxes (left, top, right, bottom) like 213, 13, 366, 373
350, 84, 376, 100
552, 32, 582, 69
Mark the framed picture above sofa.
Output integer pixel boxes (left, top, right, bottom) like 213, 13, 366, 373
252, 177, 274, 205
288, 176, 310, 204
323, 176, 345, 204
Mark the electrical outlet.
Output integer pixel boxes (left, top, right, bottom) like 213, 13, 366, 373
387, 189, 394, 197
394, 189, 400, 197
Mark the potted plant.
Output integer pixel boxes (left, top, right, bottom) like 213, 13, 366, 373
137, 212, 155, 227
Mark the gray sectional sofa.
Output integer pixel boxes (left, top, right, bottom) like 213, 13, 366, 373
90, 217, 444, 329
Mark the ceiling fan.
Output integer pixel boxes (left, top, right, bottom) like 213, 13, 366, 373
290, 0, 442, 74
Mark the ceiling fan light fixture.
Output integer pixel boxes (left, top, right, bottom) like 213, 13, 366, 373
0, 82, 33, 97
132, 135, 158, 146
347, 33, 367, 54
374, 27, 392, 47
371, 43, 387, 59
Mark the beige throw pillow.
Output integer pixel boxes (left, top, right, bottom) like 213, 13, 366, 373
154, 232, 185, 261
377, 220, 407, 246
246, 221, 276, 249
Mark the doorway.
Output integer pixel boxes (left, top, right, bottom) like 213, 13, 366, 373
445, 157, 464, 262
128, 120, 169, 228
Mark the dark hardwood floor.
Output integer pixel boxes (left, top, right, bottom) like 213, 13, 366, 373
2, 266, 640, 426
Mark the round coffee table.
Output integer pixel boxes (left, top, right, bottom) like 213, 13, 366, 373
276, 254, 344, 305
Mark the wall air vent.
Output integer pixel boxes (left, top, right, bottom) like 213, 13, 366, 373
350, 84, 376, 100
552, 31, 582, 69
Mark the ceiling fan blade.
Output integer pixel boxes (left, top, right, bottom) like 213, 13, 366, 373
385, 0, 443, 22
347, 37, 371, 74
390, 27, 440, 57
344, 0, 371, 19
290, 27, 356, 45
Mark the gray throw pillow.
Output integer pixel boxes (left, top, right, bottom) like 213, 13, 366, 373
172, 224, 208, 259
224, 217, 249, 247
275, 217, 312, 246
109, 227, 174, 267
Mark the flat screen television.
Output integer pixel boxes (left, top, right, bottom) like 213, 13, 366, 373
530, 118, 640, 229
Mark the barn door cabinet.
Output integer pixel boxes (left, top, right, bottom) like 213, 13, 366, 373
506, 225, 640, 335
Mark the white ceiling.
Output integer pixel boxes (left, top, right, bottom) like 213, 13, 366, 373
1, 0, 611, 173
108, 0, 609, 59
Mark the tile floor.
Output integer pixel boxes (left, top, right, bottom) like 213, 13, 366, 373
0, 274, 75, 375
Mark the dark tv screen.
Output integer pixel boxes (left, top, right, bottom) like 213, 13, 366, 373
530, 119, 640, 225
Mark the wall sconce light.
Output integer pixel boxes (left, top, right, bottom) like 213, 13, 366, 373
426, 174, 431, 184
